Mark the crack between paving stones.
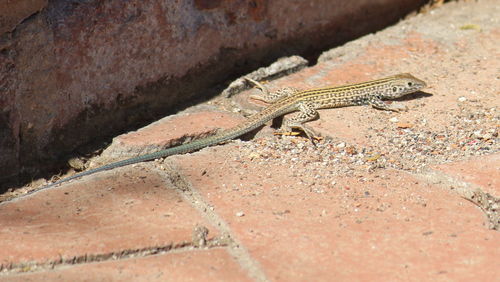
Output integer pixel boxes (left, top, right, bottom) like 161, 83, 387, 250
412, 169, 499, 231
155, 162, 270, 282
0, 237, 230, 275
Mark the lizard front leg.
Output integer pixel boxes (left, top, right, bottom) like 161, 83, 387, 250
368, 96, 406, 112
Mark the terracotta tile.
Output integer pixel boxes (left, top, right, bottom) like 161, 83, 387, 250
432, 153, 500, 196
93, 110, 245, 165
0, 166, 217, 265
172, 147, 500, 281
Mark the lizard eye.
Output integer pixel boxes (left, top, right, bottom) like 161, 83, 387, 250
392, 87, 397, 92
407, 82, 413, 87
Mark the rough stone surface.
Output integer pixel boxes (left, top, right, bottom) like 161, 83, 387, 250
0, 0, 426, 185
0, 0, 47, 34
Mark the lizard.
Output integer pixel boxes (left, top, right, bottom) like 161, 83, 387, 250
22, 73, 427, 196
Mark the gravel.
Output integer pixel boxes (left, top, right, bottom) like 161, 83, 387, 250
235, 105, 498, 182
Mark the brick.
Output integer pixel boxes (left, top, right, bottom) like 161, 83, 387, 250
432, 153, 500, 196
93, 109, 245, 166
172, 147, 500, 281
0, 166, 217, 265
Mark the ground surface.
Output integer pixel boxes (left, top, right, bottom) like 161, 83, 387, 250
0, 0, 499, 281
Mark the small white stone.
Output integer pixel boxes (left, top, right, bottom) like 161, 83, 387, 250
389, 117, 399, 123
236, 211, 245, 217
482, 133, 492, 140
458, 96, 467, 102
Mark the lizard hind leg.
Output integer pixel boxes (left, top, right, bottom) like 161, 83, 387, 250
245, 77, 300, 103
278, 101, 320, 140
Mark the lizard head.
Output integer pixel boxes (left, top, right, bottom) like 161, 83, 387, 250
382, 73, 427, 99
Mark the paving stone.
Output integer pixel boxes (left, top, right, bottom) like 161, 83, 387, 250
171, 147, 500, 281
0, 166, 218, 265
93, 109, 245, 166
432, 153, 500, 196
